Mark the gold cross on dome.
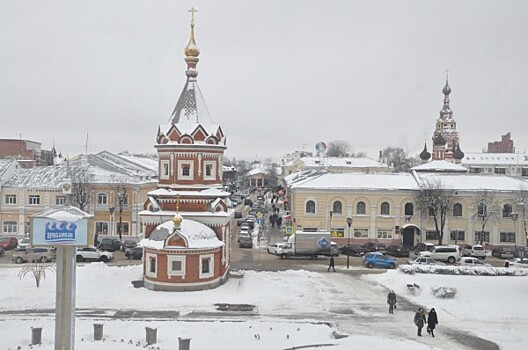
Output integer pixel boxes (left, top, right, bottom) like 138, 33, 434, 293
189, 7, 197, 26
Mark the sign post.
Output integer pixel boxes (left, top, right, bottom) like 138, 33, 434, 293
31, 207, 92, 350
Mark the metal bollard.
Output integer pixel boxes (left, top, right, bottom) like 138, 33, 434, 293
145, 327, 157, 345
179, 337, 191, 350
31, 327, 42, 345
94, 323, 104, 341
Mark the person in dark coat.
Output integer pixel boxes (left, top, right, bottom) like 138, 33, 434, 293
414, 307, 427, 336
427, 308, 438, 337
327, 256, 336, 272
387, 290, 397, 314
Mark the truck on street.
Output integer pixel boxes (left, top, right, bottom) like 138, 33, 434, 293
276, 232, 337, 259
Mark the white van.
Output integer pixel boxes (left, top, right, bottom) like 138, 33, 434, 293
419, 245, 461, 264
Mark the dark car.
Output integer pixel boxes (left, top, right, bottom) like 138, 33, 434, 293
491, 245, 515, 259
386, 245, 410, 257
121, 239, 137, 252
362, 242, 387, 253
339, 244, 366, 257
125, 246, 143, 260
236, 218, 246, 226
239, 235, 253, 248
234, 211, 243, 219
0, 236, 18, 250
0, 247, 4, 256
244, 219, 255, 230
514, 246, 528, 259
98, 238, 121, 252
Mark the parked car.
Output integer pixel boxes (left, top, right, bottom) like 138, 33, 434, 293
98, 238, 121, 252
239, 235, 253, 248
267, 242, 286, 254
236, 218, 246, 226
461, 244, 486, 259
458, 257, 490, 267
12, 247, 56, 264
363, 253, 398, 269
408, 257, 445, 266
0, 247, 4, 256
386, 245, 410, 257
362, 242, 387, 253
237, 231, 250, 243
76, 247, 114, 262
125, 246, 143, 260
244, 219, 255, 230
412, 242, 436, 254
505, 258, 528, 268
17, 237, 31, 250
514, 246, 528, 259
121, 239, 137, 252
339, 244, 366, 257
491, 245, 515, 259
0, 236, 18, 250
419, 245, 461, 263
234, 211, 243, 219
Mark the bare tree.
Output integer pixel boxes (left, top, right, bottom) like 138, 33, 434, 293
18, 262, 56, 288
264, 163, 279, 189
514, 185, 528, 245
415, 178, 454, 245
473, 190, 502, 245
70, 167, 90, 211
115, 183, 129, 241
327, 140, 350, 157
380, 146, 420, 173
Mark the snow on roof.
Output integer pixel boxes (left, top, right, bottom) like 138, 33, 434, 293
291, 173, 420, 191
299, 156, 389, 169
412, 160, 468, 173
284, 169, 327, 187
116, 153, 158, 172
138, 209, 233, 218
32, 206, 92, 222
140, 218, 224, 249
416, 173, 527, 192
248, 167, 267, 176
462, 152, 528, 166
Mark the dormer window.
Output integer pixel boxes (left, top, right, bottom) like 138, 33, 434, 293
178, 160, 194, 180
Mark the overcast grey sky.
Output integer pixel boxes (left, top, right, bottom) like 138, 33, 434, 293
1, 1, 527, 161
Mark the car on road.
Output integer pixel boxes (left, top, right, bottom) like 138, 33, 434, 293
339, 244, 366, 257
363, 253, 398, 269
458, 257, 490, 267
98, 238, 121, 252
0, 236, 18, 250
121, 239, 137, 252
461, 244, 486, 259
408, 257, 445, 266
125, 246, 143, 260
267, 242, 286, 255
491, 245, 515, 259
12, 247, 56, 264
419, 245, 461, 264
17, 237, 31, 250
239, 235, 253, 248
234, 211, 243, 219
76, 247, 114, 262
362, 242, 387, 253
505, 258, 528, 268
386, 245, 410, 257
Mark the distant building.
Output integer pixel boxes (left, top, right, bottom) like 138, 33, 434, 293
462, 152, 528, 177
0, 139, 54, 168
282, 155, 391, 177
487, 132, 515, 153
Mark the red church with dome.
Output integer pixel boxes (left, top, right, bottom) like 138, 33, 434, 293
139, 9, 233, 291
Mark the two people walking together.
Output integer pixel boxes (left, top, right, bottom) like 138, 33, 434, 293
414, 307, 439, 337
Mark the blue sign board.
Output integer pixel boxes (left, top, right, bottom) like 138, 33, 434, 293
32, 217, 89, 246
317, 237, 331, 249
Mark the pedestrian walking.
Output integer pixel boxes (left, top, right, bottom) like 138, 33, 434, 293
414, 308, 427, 336
327, 256, 336, 272
387, 290, 397, 314
427, 308, 438, 337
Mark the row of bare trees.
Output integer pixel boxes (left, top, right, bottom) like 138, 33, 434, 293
415, 179, 528, 245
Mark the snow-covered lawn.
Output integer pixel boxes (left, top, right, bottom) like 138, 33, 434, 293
0, 263, 527, 349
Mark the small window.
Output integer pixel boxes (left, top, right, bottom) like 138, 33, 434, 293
172, 260, 182, 271
332, 201, 342, 214
117, 193, 128, 206
178, 161, 194, 179
205, 164, 213, 177
305, 200, 316, 214
3, 221, 17, 233
404, 203, 414, 216
356, 201, 366, 215
56, 196, 66, 206
201, 258, 210, 274
95, 222, 109, 235
453, 203, 462, 217
182, 164, 190, 176
450, 230, 465, 241
354, 228, 369, 238
380, 202, 390, 216
28, 195, 40, 205
426, 230, 439, 240
475, 231, 490, 243
478, 203, 487, 217
150, 258, 156, 273
4, 195, 16, 205
500, 232, 516, 243
163, 163, 169, 176
428, 207, 435, 216
97, 193, 107, 205
377, 229, 393, 239
116, 222, 129, 235
330, 228, 345, 238
502, 204, 512, 218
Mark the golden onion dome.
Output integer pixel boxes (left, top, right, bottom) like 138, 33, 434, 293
172, 214, 183, 228
184, 24, 200, 58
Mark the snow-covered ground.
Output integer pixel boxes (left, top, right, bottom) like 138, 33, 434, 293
0, 263, 527, 349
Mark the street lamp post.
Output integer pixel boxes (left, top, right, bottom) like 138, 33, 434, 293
328, 211, 333, 233
346, 216, 353, 269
